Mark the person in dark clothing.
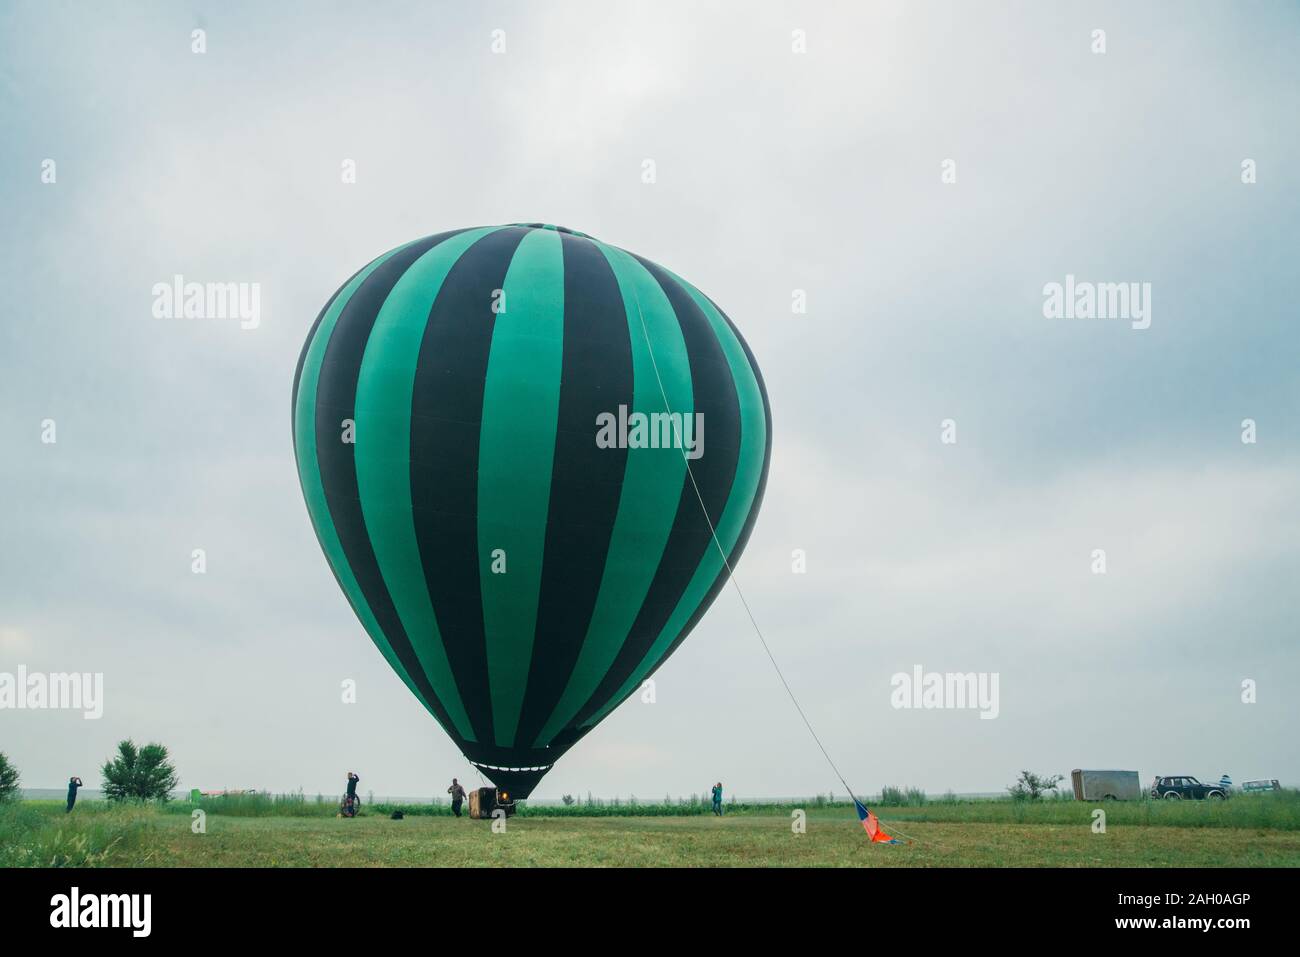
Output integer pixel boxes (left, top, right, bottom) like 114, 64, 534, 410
711, 782, 723, 816
66, 777, 83, 813
338, 771, 360, 817
447, 778, 467, 818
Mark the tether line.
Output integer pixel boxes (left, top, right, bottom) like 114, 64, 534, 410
622, 256, 865, 810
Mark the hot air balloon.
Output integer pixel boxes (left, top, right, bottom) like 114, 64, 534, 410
292, 224, 770, 798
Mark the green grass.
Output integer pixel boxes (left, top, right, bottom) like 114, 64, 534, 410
4, 797, 1299, 867
0, 801, 160, 866
158, 788, 1300, 829
882, 791, 1300, 830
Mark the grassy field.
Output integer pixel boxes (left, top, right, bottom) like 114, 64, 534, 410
4, 795, 1300, 867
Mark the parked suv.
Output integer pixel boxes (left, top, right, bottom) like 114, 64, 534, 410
1150, 775, 1228, 800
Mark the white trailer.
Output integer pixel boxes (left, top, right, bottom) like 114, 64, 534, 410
1071, 769, 1141, 801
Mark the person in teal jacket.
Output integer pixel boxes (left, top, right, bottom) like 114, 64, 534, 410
711, 782, 723, 816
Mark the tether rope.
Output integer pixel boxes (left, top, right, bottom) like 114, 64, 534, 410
622, 254, 873, 815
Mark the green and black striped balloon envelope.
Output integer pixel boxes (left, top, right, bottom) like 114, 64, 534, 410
292, 224, 770, 797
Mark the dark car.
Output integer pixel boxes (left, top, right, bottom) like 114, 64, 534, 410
1150, 775, 1228, 800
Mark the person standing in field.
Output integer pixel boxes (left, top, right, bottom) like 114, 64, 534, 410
339, 771, 361, 818
711, 782, 723, 816
66, 776, 82, 813
1219, 773, 1232, 792
447, 778, 466, 818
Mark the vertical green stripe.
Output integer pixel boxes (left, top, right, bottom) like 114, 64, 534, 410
579, 273, 767, 727
293, 245, 422, 702
532, 244, 694, 747
476, 228, 566, 746
353, 228, 501, 743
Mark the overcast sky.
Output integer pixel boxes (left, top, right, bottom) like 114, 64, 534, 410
2, 0, 1297, 801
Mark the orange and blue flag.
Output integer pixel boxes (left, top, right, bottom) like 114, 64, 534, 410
854, 798, 900, 843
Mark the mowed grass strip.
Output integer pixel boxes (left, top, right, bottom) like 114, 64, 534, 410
9, 803, 1298, 867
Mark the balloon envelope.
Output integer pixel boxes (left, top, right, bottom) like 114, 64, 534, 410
292, 224, 770, 797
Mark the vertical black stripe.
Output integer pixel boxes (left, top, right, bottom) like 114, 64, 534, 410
714, 299, 773, 561
292, 260, 369, 458
569, 255, 744, 727
409, 226, 531, 747
512, 233, 635, 750
313, 230, 465, 736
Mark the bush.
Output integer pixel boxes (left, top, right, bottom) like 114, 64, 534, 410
1008, 770, 1064, 802
0, 752, 19, 803
169, 790, 338, 817
877, 786, 927, 807
101, 740, 179, 802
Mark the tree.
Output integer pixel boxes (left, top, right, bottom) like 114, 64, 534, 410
101, 739, 179, 802
1008, 770, 1064, 801
0, 752, 20, 803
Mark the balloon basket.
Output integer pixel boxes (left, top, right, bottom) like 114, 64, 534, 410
468, 787, 517, 820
